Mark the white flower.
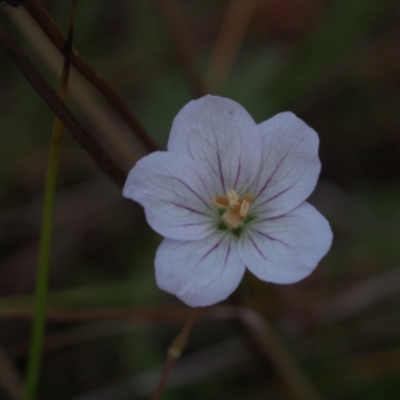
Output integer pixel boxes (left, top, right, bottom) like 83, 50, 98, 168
123, 95, 333, 307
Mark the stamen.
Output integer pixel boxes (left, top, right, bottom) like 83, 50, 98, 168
242, 194, 254, 203
212, 196, 230, 209
226, 189, 240, 207
212, 189, 254, 229
222, 210, 241, 228
239, 200, 250, 219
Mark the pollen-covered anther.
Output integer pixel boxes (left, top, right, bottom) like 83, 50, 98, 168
212, 196, 229, 209
240, 199, 250, 218
213, 189, 254, 228
226, 189, 240, 207
222, 210, 241, 228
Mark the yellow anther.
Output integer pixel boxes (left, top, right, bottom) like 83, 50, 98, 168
222, 210, 241, 228
239, 199, 250, 219
226, 189, 240, 207
212, 189, 254, 229
242, 194, 254, 203
212, 196, 230, 209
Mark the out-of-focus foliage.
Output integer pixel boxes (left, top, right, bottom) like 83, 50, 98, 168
1, 0, 400, 399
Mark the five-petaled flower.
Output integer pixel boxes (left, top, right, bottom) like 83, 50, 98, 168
123, 95, 333, 307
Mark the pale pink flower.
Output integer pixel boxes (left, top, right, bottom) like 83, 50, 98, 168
123, 95, 332, 307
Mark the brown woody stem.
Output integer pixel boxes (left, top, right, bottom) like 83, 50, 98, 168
0, 23, 126, 187
23, 0, 159, 153
151, 307, 203, 400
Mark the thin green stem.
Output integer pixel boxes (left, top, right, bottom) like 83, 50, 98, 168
22, 118, 64, 400
23, 2, 76, 399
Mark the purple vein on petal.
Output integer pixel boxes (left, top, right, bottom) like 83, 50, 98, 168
204, 156, 220, 180
145, 192, 210, 216
234, 152, 242, 189
252, 230, 292, 248
202, 109, 223, 187
186, 142, 194, 160
168, 202, 210, 215
170, 176, 212, 211
254, 152, 289, 200
248, 235, 267, 260
197, 174, 214, 201
170, 222, 210, 227
192, 130, 221, 188
199, 236, 224, 263
217, 149, 226, 193
256, 214, 287, 222
256, 184, 294, 208
223, 238, 231, 268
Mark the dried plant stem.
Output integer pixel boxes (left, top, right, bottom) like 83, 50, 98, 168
155, 0, 207, 97
318, 264, 400, 323
0, 346, 23, 400
204, 0, 257, 93
5, 5, 141, 167
22, 0, 158, 153
0, 305, 194, 323
23, 2, 75, 399
151, 307, 203, 400
0, 24, 126, 187
239, 307, 323, 400
0, 299, 324, 400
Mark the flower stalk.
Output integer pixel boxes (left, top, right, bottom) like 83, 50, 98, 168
151, 307, 202, 400
23, 2, 76, 399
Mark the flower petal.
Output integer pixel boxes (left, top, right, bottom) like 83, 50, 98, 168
155, 233, 246, 307
123, 151, 217, 241
168, 95, 262, 195
251, 112, 321, 217
238, 202, 333, 284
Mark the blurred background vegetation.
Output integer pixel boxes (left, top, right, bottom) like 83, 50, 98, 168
0, 0, 400, 399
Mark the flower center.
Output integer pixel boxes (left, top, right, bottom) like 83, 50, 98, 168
212, 189, 254, 228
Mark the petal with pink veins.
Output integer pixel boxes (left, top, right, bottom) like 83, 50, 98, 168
251, 112, 321, 217
155, 233, 246, 307
123, 151, 216, 241
238, 202, 333, 284
168, 95, 262, 195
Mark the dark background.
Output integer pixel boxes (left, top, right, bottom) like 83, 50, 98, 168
0, 0, 400, 399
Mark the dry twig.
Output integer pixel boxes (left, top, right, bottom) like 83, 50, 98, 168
22, 0, 158, 153
0, 24, 126, 187
204, 0, 257, 93
155, 0, 207, 97
0, 346, 23, 400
